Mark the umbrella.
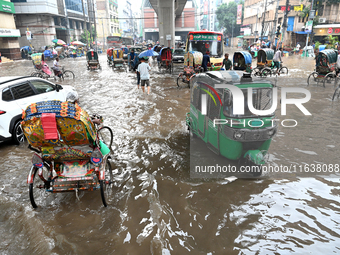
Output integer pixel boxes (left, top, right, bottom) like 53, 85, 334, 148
138, 50, 159, 58
68, 46, 76, 49
71, 41, 86, 46
52, 39, 66, 45
55, 46, 63, 50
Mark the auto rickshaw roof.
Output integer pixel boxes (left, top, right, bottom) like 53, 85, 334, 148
319, 49, 337, 64
197, 71, 275, 88
258, 48, 274, 60
233, 51, 252, 65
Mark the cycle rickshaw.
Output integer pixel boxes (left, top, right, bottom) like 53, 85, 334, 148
253, 49, 288, 77
22, 100, 115, 208
307, 49, 338, 87
111, 49, 127, 71
31, 53, 75, 80
177, 51, 203, 88
87, 50, 101, 70
158, 47, 173, 74
233, 51, 252, 73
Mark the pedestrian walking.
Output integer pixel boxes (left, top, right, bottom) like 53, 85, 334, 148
202, 50, 211, 72
273, 47, 283, 75
222, 53, 232, 70
135, 59, 141, 90
137, 57, 151, 94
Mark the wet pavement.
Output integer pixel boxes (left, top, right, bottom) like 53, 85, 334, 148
0, 51, 339, 254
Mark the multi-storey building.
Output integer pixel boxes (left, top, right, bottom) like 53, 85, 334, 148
141, 0, 197, 43
0, 0, 20, 59
97, 0, 119, 47
118, 0, 134, 38
12, 0, 95, 49
243, 0, 308, 46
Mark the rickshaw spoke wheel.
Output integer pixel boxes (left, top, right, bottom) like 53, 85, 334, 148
100, 160, 113, 207
323, 73, 336, 87
63, 70, 75, 80
332, 87, 340, 101
307, 72, 319, 86
29, 167, 50, 209
261, 68, 272, 77
279, 66, 288, 75
97, 126, 113, 149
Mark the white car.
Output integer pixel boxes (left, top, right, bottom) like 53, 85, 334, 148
0, 76, 77, 144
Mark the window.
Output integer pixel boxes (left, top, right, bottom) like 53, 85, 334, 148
2, 87, 14, 101
11, 83, 36, 100
30, 80, 55, 94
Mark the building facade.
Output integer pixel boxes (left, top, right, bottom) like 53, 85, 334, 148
141, 0, 197, 43
97, 0, 119, 47
11, 0, 95, 49
243, 0, 308, 46
0, 0, 20, 59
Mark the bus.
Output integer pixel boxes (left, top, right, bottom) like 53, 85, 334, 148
186, 31, 224, 70
107, 35, 134, 49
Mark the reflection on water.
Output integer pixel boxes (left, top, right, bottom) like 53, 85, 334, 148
0, 53, 339, 254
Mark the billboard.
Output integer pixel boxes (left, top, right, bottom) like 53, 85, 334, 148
237, 4, 242, 25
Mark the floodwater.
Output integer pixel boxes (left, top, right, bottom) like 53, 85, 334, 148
0, 52, 339, 254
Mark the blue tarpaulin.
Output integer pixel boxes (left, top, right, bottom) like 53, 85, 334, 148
294, 31, 312, 34
319, 45, 326, 51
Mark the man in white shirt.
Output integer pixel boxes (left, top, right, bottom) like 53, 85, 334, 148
296, 43, 301, 54
137, 57, 151, 94
53, 57, 62, 77
273, 48, 283, 75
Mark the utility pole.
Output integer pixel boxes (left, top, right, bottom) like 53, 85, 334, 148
254, 8, 259, 43
81, 0, 88, 46
304, 0, 315, 56
101, 18, 105, 49
271, 0, 280, 42
260, 0, 268, 42
281, 0, 289, 47
231, 20, 234, 48
92, 0, 98, 51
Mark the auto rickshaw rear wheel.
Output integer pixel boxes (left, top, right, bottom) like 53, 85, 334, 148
100, 160, 113, 207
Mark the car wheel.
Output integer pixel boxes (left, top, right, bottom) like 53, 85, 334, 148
12, 121, 25, 144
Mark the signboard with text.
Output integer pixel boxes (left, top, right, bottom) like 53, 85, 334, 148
279, 5, 303, 12
237, 4, 242, 25
0, 0, 15, 14
189, 34, 221, 41
26, 31, 31, 40
305, 20, 313, 32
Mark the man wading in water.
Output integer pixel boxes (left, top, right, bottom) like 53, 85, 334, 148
137, 57, 151, 95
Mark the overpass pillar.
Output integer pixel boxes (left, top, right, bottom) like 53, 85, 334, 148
157, 0, 175, 49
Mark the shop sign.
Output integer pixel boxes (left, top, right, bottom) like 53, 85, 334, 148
0, 28, 20, 37
0, 0, 15, 14
327, 27, 340, 34
191, 34, 218, 41
279, 5, 303, 12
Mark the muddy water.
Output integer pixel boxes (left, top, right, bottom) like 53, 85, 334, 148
0, 53, 339, 254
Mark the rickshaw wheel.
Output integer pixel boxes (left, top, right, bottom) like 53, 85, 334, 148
323, 73, 336, 88
31, 72, 43, 78
332, 87, 340, 101
100, 160, 113, 207
261, 68, 272, 77
252, 68, 261, 77
279, 66, 288, 75
29, 167, 50, 209
97, 126, 113, 149
169, 64, 172, 74
63, 70, 75, 80
307, 72, 319, 86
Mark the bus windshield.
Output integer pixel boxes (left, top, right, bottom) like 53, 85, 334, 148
187, 33, 223, 58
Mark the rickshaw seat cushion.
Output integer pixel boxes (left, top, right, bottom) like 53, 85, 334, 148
41, 113, 58, 140
42, 145, 93, 161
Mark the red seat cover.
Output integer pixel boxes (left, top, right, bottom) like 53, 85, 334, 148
41, 113, 58, 140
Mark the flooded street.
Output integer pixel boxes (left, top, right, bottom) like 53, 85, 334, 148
0, 52, 339, 254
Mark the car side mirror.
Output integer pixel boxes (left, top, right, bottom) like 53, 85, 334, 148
55, 84, 63, 92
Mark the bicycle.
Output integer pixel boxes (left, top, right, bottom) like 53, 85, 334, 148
259, 62, 288, 77
31, 66, 75, 81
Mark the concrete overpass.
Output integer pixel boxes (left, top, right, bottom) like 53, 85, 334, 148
148, 0, 187, 48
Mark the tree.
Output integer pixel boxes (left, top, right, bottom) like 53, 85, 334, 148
216, 2, 244, 37
79, 26, 96, 44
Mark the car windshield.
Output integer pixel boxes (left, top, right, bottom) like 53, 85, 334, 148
188, 40, 223, 58
223, 87, 275, 118
174, 49, 185, 55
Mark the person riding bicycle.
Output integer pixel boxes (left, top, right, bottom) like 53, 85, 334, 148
273, 47, 283, 75
53, 57, 62, 78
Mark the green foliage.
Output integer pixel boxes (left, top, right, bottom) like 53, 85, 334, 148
79, 26, 96, 44
300, 5, 310, 18
315, 41, 321, 50
323, 35, 339, 48
216, 2, 244, 37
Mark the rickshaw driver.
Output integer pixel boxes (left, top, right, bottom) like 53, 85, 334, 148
222, 53, 232, 70
273, 47, 283, 75
336, 51, 340, 76
130, 49, 137, 70
66, 91, 110, 155
53, 57, 62, 78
